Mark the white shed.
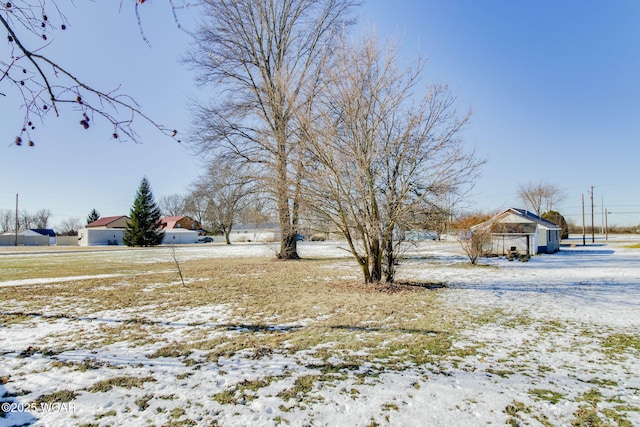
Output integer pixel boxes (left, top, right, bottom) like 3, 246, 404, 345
472, 208, 561, 256
78, 228, 125, 246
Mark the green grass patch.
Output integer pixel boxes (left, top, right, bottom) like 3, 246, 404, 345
212, 376, 279, 405
135, 394, 154, 411
277, 375, 321, 401
528, 388, 564, 404
147, 343, 193, 359
572, 405, 605, 426
86, 376, 156, 393
33, 389, 78, 405
94, 409, 117, 420
602, 333, 640, 354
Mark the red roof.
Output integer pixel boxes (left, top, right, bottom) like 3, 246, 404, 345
161, 216, 186, 229
87, 215, 128, 227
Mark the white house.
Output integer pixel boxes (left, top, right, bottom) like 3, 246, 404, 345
472, 208, 561, 256
229, 223, 280, 243
162, 229, 201, 244
78, 215, 129, 246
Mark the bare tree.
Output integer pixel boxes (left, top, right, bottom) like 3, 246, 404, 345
458, 227, 492, 265
18, 210, 34, 229
302, 35, 482, 283
33, 208, 51, 228
1, 1, 187, 145
159, 194, 187, 217
183, 192, 209, 229
0, 209, 13, 232
518, 181, 566, 216
192, 158, 255, 244
187, 0, 357, 259
58, 217, 82, 236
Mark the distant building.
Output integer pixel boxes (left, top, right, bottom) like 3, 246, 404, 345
0, 229, 56, 246
86, 216, 129, 229
404, 230, 439, 241
160, 216, 204, 244
472, 208, 561, 256
29, 229, 57, 245
160, 216, 203, 231
230, 223, 280, 243
79, 216, 129, 246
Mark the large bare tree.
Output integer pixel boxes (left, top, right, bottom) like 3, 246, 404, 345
518, 181, 566, 216
1, 1, 187, 145
187, 0, 356, 259
303, 35, 482, 283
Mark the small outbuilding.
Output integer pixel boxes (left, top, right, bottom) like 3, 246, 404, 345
0, 229, 55, 246
472, 208, 561, 256
79, 216, 129, 246
30, 229, 57, 245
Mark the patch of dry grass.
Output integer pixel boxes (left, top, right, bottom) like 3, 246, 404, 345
1, 251, 455, 370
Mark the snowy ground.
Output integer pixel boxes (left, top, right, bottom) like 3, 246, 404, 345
1, 237, 639, 426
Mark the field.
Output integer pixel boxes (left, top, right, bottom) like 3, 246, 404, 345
1, 238, 639, 426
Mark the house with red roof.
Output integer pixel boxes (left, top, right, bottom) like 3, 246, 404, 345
160, 216, 207, 244
160, 216, 202, 231
79, 215, 129, 246
86, 215, 129, 229
79, 215, 209, 246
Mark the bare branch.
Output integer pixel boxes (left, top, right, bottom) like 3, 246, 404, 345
2, 1, 187, 146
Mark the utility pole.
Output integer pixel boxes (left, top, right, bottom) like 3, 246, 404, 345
601, 194, 605, 234
590, 186, 595, 243
15, 193, 19, 246
582, 193, 586, 246
605, 208, 609, 241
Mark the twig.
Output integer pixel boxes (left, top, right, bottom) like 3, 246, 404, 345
169, 245, 188, 288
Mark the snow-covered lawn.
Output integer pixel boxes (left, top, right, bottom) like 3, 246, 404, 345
1, 237, 639, 426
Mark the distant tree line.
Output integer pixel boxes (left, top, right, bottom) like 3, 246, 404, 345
0, 208, 83, 236
0, 208, 51, 232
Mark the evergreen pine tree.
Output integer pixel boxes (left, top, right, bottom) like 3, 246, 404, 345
123, 177, 165, 247
86, 209, 101, 225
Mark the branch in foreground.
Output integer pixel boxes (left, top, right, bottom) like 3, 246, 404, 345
1, 1, 188, 146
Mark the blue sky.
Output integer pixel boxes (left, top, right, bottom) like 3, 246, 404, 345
1, 1, 639, 229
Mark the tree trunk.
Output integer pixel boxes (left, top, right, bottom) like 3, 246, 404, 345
279, 230, 299, 259
357, 256, 372, 283
383, 237, 396, 283
275, 130, 300, 260
369, 241, 383, 283
224, 229, 231, 245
